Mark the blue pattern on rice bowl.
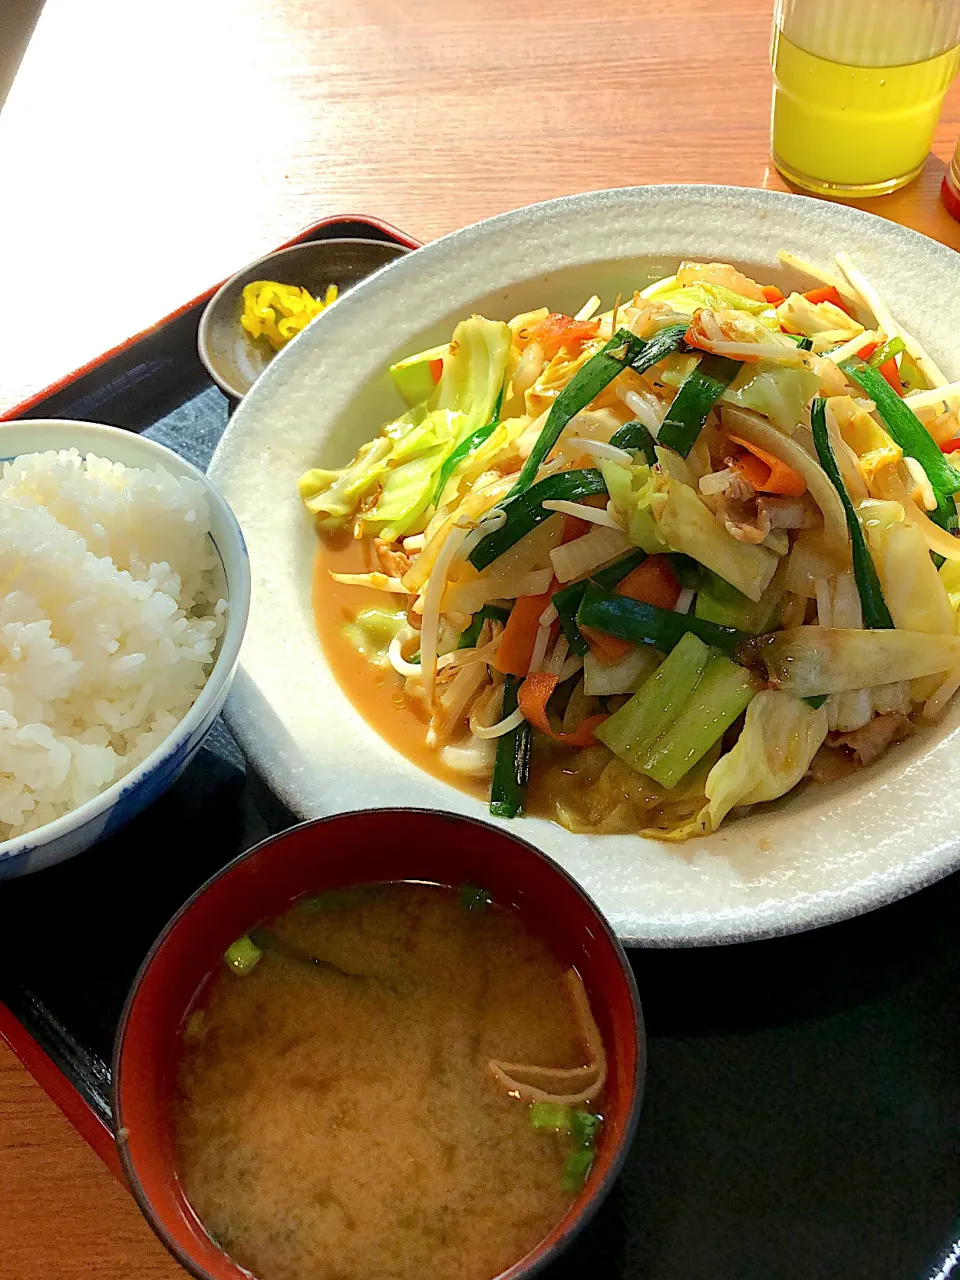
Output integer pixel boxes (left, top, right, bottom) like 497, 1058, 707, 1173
0, 449, 227, 841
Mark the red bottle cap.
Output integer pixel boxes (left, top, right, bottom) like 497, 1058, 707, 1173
942, 143, 960, 223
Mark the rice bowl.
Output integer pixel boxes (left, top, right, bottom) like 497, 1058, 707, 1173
0, 420, 250, 876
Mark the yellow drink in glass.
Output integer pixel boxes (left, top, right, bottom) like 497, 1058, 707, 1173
771, 0, 960, 197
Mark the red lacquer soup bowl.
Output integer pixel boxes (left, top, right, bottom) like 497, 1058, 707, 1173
112, 809, 645, 1280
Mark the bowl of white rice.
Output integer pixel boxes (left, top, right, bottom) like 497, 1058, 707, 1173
0, 419, 250, 876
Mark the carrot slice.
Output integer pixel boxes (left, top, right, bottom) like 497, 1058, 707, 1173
524, 313, 600, 362
518, 671, 606, 747
580, 625, 633, 666
560, 513, 592, 544
616, 555, 682, 610
580, 555, 682, 666
878, 357, 903, 395
494, 592, 554, 677
850, 341, 903, 394
803, 285, 852, 316
761, 284, 785, 305
727, 434, 808, 497
429, 358, 444, 383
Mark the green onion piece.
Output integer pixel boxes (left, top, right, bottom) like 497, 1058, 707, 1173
810, 398, 894, 629
508, 323, 689, 499
641, 653, 755, 789
804, 694, 828, 709
657, 353, 741, 457
570, 1110, 604, 1148
433, 387, 505, 503
577, 586, 747, 657
458, 883, 493, 912
667, 553, 706, 591
224, 935, 263, 976
868, 335, 905, 368
562, 1148, 596, 1194
490, 674, 531, 818
793, 335, 814, 352
627, 322, 691, 377
597, 634, 755, 788
530, 1102, 572, 1133
609, 420, 658, 466
840, 357, 960, 532
507, 328, 647, 497
694, 570, 779, 633
469, 469, 607, 571
458, 604, 510, 650
596, 632, 711, 768
551, 549, 649, 657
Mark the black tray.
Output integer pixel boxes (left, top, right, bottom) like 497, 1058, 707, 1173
2, 216, 959, 1280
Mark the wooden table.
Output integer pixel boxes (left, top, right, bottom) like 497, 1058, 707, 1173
0, 0, 957, 1274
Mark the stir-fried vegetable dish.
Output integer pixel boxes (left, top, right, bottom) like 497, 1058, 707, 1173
300, 252, 960, 839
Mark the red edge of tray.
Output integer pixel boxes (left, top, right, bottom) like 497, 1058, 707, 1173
1, 213, 422, 423
0, 213, 424, 1177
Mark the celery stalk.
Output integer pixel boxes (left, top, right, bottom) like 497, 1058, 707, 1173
641, 655, 755, 789
595, 632, 711, 767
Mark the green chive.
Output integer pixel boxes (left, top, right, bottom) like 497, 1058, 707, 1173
469, 469, 607, 572
609, 420, 658, 466
508, 324, 689, 498
841, 357, 960, 532
577, 586, 747, 658
490, 674, 531, 819
551, 549, 649, 657
657, 353, 741, 457
810, 398, 893, 630
458, 604, 510, 650
433, 387, 505, 503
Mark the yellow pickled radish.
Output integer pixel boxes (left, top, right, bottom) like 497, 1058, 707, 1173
240, 280, 338, 351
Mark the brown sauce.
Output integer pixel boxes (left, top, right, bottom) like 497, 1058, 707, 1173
313, 532, 486, 801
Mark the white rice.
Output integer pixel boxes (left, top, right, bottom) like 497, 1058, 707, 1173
0, 449, 226, 841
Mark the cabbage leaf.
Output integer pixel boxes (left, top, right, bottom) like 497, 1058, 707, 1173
298, 314, 512, 536
702, 691, 828, 829
656, 479, 778, 602
745, 626, 960, 696
600, 460, 669, 554
653, 281, 772, 320
722, 362, 821, 434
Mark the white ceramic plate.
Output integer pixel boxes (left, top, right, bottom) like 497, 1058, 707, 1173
209, 185, 960, 946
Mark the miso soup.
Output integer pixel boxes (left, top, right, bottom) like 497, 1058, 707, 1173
175, 883, 608, 1280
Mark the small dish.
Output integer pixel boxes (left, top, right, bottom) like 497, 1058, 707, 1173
198, 238, 410, 400
113, 808, 644, 1280
0, 419, 250, 877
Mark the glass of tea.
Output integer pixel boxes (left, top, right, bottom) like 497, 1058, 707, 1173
771, 0, 960, 197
